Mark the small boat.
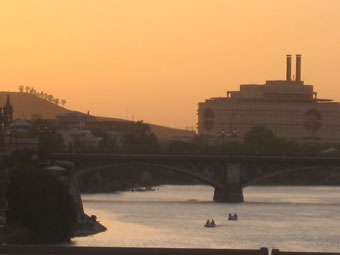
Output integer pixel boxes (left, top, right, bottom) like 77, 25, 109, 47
131, 186, 156, 192
228, 213, 238, 221
204, 220, 216, 227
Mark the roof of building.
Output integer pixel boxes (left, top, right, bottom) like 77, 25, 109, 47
46, 165, 66, 171
11, 119, 31, 127
57, 111, 96, 121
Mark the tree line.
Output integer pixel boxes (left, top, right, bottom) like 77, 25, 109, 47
29, 119, 340, 156
163, 125, 340, 157
18, 85, 67, 107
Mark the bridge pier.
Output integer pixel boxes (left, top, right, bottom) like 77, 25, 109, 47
213, 186, 243, 202
213, 163, 244, 203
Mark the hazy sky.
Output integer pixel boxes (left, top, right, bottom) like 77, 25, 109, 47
1, 0, 339, 129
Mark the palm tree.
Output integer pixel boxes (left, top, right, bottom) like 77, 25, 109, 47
61, 99, 66, 107
47, 95, 54, 102
25, 86, 30, 93
54, 98, 59, 105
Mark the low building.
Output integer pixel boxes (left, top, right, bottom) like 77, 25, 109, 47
56, 111, 96, 129
198, 55, 340, 144
57, 112, 103, 152
59, 128, 102, 152
9, 119, 39, 150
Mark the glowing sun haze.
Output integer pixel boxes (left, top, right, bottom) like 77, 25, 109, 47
0, 0, 339, 129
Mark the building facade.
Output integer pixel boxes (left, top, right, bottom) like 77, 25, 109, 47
56, 112, 102, 152
9, 119, 39, 151
197, 55, 340, 144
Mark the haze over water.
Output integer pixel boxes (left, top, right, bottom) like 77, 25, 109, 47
73, 185, 340, 252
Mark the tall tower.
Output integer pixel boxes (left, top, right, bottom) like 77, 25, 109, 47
0, 108, 3, 133
3, 94, 13, 130
286, 54, 292, 81
296, 54, 302, 82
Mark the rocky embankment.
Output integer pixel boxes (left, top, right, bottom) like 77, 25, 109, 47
67, 174, 107, 237
75, 214, 106, 237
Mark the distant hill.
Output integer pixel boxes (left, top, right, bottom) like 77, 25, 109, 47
0, 92, 195, 140
96, 115, 195, 140
0, 92, 70, 120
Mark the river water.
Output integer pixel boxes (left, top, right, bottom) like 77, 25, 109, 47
72, 185, 340, 252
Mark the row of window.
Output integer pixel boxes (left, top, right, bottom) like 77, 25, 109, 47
222, 108, 300, 113
227, 113, 298, 119
220, 122, 301, 127
210, 108, 340, 115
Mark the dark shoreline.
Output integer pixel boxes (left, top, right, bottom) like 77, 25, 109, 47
79, 183, 340, 195
0, 245, 268, 255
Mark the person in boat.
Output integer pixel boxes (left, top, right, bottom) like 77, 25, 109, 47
234, 213, 238, 220
211, 219, 215, 225
206, 219, 210, 225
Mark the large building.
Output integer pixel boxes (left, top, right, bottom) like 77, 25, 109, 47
197, 55, 340, 144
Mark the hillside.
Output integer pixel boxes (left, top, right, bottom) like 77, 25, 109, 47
0, 92, 70, 120
0, 92, 195, 140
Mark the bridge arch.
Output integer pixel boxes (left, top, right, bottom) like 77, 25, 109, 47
51, 153, 340, 202
74, 162, 224, 189
243, 165, 338, 188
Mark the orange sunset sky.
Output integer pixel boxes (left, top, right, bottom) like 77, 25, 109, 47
0, 0, 339, 129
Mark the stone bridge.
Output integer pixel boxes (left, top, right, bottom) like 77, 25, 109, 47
50, 153, 340, 202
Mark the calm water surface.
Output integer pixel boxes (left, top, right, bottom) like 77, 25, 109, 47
72, 185, 340, 252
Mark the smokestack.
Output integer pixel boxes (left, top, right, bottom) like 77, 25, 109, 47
296, 54, 301, 82
286, 54, 292, 81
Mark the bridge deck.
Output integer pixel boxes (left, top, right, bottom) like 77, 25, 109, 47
51, 153, 340, 164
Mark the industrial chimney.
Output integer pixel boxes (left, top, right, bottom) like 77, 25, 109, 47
286, 54, 292, 81
296, 54, 301, 82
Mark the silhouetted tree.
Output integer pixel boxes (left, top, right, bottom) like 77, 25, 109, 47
47, 95, 54, 102
124, 121, 160, 153
61, 99, 66, 107
31, 119, 64, 157
243, 125, 299, 155
7, 164, 77, 243
18, 85, 24, 93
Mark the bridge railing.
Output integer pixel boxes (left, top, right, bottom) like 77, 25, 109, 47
0, 246, 268, 255
272, 249, 340, 255
2, 246, 340, 255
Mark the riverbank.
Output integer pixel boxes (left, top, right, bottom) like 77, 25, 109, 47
0, 245, 268, 255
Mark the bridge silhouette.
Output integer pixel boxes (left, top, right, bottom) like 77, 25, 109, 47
51, 153, 340, 202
